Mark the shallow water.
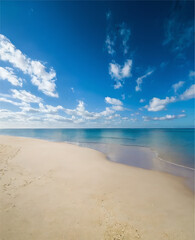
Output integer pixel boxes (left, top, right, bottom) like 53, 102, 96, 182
72, 142, 194, 191
0, 128, 194, 168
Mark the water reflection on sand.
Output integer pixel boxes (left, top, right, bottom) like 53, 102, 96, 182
72, 142, 194, 191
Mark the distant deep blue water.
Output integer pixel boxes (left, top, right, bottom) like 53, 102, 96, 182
0, 128, 194, 169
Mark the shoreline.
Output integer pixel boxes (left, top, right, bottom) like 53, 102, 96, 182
63, 140, 194, 191
0, 135, 194, 239
0, 134, 194, 191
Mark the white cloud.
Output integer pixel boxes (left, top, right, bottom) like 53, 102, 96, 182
11, 89, 42, 103
0, 34, 58, 97
130, 118, 137, 122
180, 84, 195, 100
189, 70, 195, 80
106, 10, 111, 20
105, 97, 123, 105
44, 114, 75, 123
105, 35, 115, 55
146, 84, 195, 112
105, 97, 125, 111
106, 114, 120, 120
0, 67, 23, 86
112, 105, 125, 111
121, 94, 125, 100
0, 97, 27, 107
140, 98, 145, 103
146, 96, 176, 112
71, 87, 74, 93
172, 81, 184, 93
64, 100, 116, 120
143, 114, 186, 121
131, 112, 139, 116
99, 107, 115, 117
113, 81, 122, 89
135, 70, 154, 92
122, 117, 128, 120
65, 101, 100, 120
21, 103, 63, 114
119, 22, 131, 55
0, 109, 27, 121
109, 59, 132, 89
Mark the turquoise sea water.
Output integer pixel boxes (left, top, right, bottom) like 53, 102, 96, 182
0, 128, 194, 168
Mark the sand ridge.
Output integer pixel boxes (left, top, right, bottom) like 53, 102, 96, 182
0, 135, 194, 240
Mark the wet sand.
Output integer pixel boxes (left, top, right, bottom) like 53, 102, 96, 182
0, 135, 194, 240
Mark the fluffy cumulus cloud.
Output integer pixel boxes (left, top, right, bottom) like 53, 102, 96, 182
64, 99, 127, 122
146, 96, 176, 112
0, 96, 129, 127
180, 84, 195, 100
143, 114, 186, 121
0, 34, 58, 97
172, 81, 184, 93
0, 67, 23, 86
109, 59, 132, 89
135, 70, 154, 92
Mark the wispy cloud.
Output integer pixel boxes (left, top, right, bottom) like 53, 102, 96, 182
189, 70, 195, 80
21, 103, 63, 114
105, 35, 115, 56
112, 105, 125, 111
143, 114, 186, 121
0, 34, 58, 97
105, 97, 123, 105
11, 89, 42, 103
0, 97, 27, 107
139, 99, 145, 103
105, 11, 116, 56
119, 22, 131, 55
135, 69, 154, 92
163, 1, 193, 57
180, 84, 195, 100
0, 67, 23, 86
172, 81, 184, 93
121, 94, 125, 100
109, 59, 132, 89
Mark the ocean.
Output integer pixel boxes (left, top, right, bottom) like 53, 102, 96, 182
0, 128, 194, 188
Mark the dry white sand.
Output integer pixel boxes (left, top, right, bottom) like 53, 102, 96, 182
0, 135, 194, 240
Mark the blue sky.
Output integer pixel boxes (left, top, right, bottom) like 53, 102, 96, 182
0, 0, 194, 128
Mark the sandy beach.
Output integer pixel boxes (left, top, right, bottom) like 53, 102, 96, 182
0, 135, 194, 240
